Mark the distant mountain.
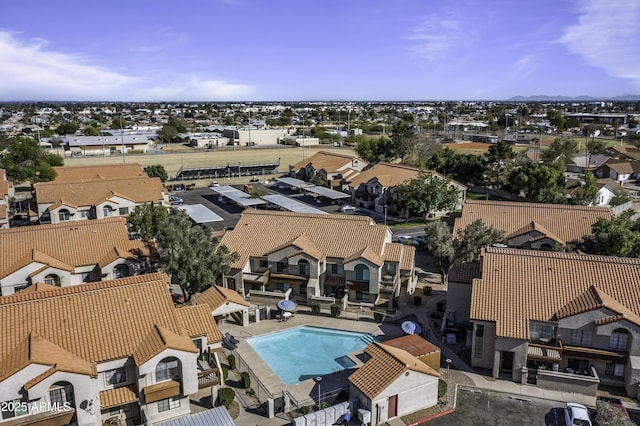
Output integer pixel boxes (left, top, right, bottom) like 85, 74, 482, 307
508, 94, 640, 102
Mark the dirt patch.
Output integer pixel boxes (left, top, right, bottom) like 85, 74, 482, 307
442, 142, 492, 150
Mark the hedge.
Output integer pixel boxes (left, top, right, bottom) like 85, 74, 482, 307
217, 387, 235, 409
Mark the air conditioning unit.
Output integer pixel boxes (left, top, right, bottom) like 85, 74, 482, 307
357, 409, 371, 425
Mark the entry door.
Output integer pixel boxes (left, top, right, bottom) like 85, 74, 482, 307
501, 351, 514, 372
388, 395, 398, 418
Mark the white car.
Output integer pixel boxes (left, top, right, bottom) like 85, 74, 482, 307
169, 195, 183, 206
564, 403, 592, 426
340, 205, 357, 212
209, 181, 220, 188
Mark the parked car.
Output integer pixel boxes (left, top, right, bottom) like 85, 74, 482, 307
209, 181, 220, 187
397, 235, 413, 245
340, 205, 357, 212
564, 403, 592, 426
169, 195, 183, 206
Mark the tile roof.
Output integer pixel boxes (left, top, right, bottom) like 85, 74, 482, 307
604, 160, 640, 174
400, 245, 415, 272
221, 210, 395, 269
268, 234, 324, 260
132, 325, 198, 366
382, 334, 440, 357
470, 248, 640, 340
52, 163, 146, 183
349, 163, 466, 190
34, 176, 166, 207
453, 200, 612, 244
553, 285, 640, 328
0, 217, 148, 279
100, 385, 139, 409
175, 304, 225, 342
0, 273, 220, 373
507, 221, 565, 244
448, 261, 482, 284
383, 243, 403, 262
191, 286, 251, 311
344, 246, 384, 267
290, 151, 365, 173
348, 342, 441, 399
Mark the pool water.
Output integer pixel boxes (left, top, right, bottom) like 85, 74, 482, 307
247, 326, 377, 384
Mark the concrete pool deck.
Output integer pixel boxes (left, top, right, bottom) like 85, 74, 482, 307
218, 310, 407, 411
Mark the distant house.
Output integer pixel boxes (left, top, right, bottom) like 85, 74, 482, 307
566, 177, 621, 207
469, 248, 640, 397
0, 273, 223, 425
595, 160, 640, 185
34, 164, 169, 224
347, 163, 466, 214
453, 200, 613, 250
62, 134, 152, 155
567, 154, 610, 173
0, 168, 14, 229
220, 210, 416, 307
349, 342, 441, 425
0, 217, 150, 296
289, 151, 367, 189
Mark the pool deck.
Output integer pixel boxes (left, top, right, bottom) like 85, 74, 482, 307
218, 311, 405, 409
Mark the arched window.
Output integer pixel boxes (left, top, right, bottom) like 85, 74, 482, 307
49, 381, 75, 408
539, 243, 553, 251
58, 209, 71, 222
103, 206, 115, 217
156, 357, 180, 382
113, 264, 130, 279
298, 259, 309, 277
609, 328, 629, 351
355, 264, 370, 281
44, 274, 61, 286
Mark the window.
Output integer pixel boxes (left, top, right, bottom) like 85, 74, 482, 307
80, 210, 90, 219
259, 259, 268, 269
113, 264, 130, 279
474, 324, 485, 358
58, 209, 71, 222
193, 339, 202, 355
156, 358, 180, 382
570, 329, 592, 346
1, 399, 28, 420
81, 272, 93, 283
49, 383, 74, 407
157, 396, 180, 412
13, 283, 28, 292
609, 329, 629, 351
330, 263, 344, 275
530, 322, 554, 341
355, 264, 370, 281
105, 367, 127, 386
298, 259, 309, 276
103, 206, 115, 217
44, 274, 61, 286
276, 262, 288, 273
119, 207, 129, 215
605, 363, 625, 378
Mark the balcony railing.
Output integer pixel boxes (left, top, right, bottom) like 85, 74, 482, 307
198, 369, 220, 388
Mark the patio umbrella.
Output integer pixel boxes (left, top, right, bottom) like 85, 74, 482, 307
401, 321, 422, 335
277, 299, 296, 311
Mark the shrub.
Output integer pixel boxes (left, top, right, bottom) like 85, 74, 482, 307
227, 354, 236, 370
222, 366, 229, 382
374, 311, 387, 323
310, 303, 321, 315
299, 406, 312, 415
423, 286, 432, 296
216, 387, 235, 409
438, 379, 447, 399
414, 295, 422, 306
436, 301, 445, 312
240, 371, 251, 389
330, 304, 342, 317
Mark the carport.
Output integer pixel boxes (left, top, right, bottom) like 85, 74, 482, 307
179, 204, 224, 223
210, 185, 266, 208
304, 185, 350, 201
262, 194, 328, 214
275, 177, 315, 189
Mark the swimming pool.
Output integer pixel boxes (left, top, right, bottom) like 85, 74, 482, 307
247, 326, 377, 384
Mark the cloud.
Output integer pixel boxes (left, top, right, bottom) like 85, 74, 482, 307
405, 16, 463, 60
0, 31, 253, 101
514, 54, 537, 77
559, 0, 640, 88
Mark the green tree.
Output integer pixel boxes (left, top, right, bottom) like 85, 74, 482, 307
393, 173, 460, 218
540, 137, 578, 170
0, 136, 63, 183
484, 141, 517, 189
156, 210, 239, 302
355, 136, 396, 164
426, 147, 486, 186
56, 122, 80, 135
126, 204, 169, 241
390, 120, 414, 161
610, 189, 632, 207
82, 125, 101, 136
423, 221, 456, 281
594, 400, 635, 426
547, 111, 565, 129
506, 162, 566, 203
144, 164, 169, 182
157, 124, 179, 143
575, 211, 640, 257
570, 171, 599, 206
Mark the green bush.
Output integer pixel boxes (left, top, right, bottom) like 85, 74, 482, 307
414, 295, 422, 306
423, 286, 432, 296
240, 371, 251, 389
216, 387, 235, 409
330, 304, 342, 317
128, 149, 144, 154
438, 379, 447, 399
310, 303, 321, 315
222, 366, 228, 382
299, 406, 312, 415
227, 354, 236, 370
374, 311, 387, 323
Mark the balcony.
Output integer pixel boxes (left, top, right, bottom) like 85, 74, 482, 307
243, 269, 270, 285
1, 409, 75, 426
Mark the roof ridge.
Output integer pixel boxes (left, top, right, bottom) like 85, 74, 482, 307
464, 199, 611, 212
485, 247, 640, 265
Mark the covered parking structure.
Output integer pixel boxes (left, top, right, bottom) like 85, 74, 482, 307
262, 194, 328, 214
275, 177, 315, 189
178, 204, 224, 224
304, 185, 350, 201
211, 185, 266, 208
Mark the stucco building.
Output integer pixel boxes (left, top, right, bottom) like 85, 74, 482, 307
289, 151, 367, 189
0, 168, 13, 229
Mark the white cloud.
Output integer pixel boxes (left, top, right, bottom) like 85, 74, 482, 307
559, 0, 640, 88
405, 16, 463, 60
514, 54, 537, 77
0, 31, 253, 101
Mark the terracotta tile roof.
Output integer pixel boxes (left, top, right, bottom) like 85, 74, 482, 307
554, 285, 640, 328
382, 334, 440, 357
16, 282, 60, 293
268, 234, 324, 260
344, 246, 384, 267
0, 217, 148, 279
507, 221, 565, 244
191, 285, 251, 311
221, 210, 396, 269
52, 163, 146, 183
470, 248, 640, 340
175, 304, 224, 344
349, 163, 466, 190
132, 325, 198, 366
348, 342, 440, 399
100, 385, 138, 409
34, 176, 166, 208
448, 261, 482, 284
0, 205, 7, 223
400, 245, 415, 272
454, 200, 612, 244
383, 242, 403, 263
0, 273, 220, 372
290, 151, 365, 173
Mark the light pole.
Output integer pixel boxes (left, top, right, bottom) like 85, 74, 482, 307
384, 205, 387, 226
315, 377, 322, 407
445, 358, 452, 405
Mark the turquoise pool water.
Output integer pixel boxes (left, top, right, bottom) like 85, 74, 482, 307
246, 326, 377, 384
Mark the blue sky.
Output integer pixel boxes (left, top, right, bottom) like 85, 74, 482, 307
1, 0, 639, 101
